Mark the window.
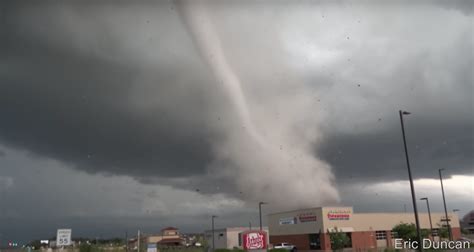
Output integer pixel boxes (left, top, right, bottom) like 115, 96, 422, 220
375, 231, 387, 240
391, 231, 398, 238
309, 233, 321, 250
344, 233, 352, 248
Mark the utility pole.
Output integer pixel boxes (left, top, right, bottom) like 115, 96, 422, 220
439, 169, 452, 240
125, 231, 128, 252
137, 230, 140, 252
211, 215, 217, 252
399, 110, 422, 251
259, 202, 267, 230
420, 197, 433, 240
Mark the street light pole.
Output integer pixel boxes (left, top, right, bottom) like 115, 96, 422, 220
211, 215, 218, 252
420, 197, 433, 239
125, 231, 128, 252
399, 110, 422, 251
439, 169, 452, 240
137, 231, 140, 252
259, 202, 267, 230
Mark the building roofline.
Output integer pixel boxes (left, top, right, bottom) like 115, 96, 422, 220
204, 227, 268, 233
161, 227, 179, 231
268, 206, 352, 216
354, 212, 456, 216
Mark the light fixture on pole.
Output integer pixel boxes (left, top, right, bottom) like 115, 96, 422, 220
420, 197, 433, 239
439, 168, 452, 240
259, 202, 268, 230
399, 110, 422, 251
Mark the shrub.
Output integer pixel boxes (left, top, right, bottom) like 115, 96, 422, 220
328, 228, 350, 251
392, 223, 417, 241
79, 244, 93, 252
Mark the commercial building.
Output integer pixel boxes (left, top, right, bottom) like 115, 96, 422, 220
129, 227, 184, 249
204, 227, 269, 249
268, 206, 461, 251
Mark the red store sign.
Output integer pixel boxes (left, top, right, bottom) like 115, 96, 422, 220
243, 231, 267, 250
298, 212, 317, 222
327, 210, 351, 220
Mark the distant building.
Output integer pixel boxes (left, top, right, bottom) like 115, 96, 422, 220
268, 206, 461, 251
204, 227, 269, 249
129, 227, 184, 249
461, 210, 474, 234
156, 227, 183, 246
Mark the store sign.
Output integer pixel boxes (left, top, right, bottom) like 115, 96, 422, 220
147, 243, 157, 252
56, 229, 72, 246
298, 212, 317, 223
327, 209, 351, 220
243, 231, 267, 250
279, 217, 297, 225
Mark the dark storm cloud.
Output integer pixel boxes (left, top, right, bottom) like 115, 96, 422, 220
0, 1, 229, 179
0, 0, 472, 186
320, 120, 473, 183
431, 0, 473, 15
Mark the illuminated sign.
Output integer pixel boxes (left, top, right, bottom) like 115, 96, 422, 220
243, 231, 267, 250
279, 217, 297, 225
298, 212, 317, 222
327, 209, 351, 220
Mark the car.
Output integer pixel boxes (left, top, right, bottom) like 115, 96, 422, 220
458, 237, 473, 243
274, 242, 297, 252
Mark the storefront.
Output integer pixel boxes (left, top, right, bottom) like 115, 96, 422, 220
268, 206, 461, 251
205, 227, 270, 249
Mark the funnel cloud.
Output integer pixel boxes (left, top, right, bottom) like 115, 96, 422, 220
177, 0, 339, 208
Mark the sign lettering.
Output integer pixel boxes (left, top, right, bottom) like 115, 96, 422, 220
243, 231, 267, 250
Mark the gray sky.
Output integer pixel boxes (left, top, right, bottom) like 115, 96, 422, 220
0, 0, 473, 244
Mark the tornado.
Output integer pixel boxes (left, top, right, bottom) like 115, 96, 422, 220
176, 0, 340, 209
176, 0, 265, 147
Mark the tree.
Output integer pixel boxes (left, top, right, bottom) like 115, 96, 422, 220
27, 240, 42, 250
420, 229, 431, 239
392, 223, 417, 241
328, 228, 350, 251
437, 225, 449, 239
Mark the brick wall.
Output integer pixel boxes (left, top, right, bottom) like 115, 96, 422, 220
452, 227, 461, 240
351, 231, 377, 251
320, 233, 331, 251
